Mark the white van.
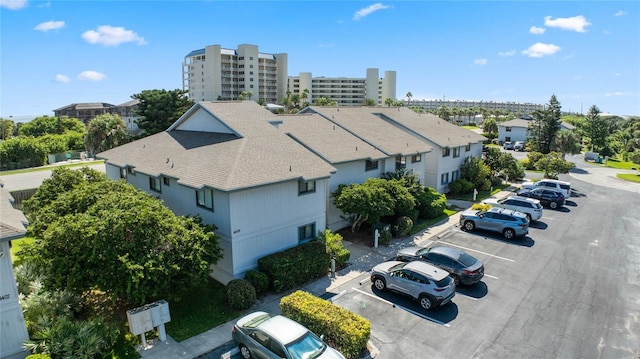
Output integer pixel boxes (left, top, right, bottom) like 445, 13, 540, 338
521, 179, 571, 197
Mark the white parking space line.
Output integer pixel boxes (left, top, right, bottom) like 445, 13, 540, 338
434, 240, 515, 262
483, 274, 499, 280
351, 287, 451, 327
454, 292, 479, 301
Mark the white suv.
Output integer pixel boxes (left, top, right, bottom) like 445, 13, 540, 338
521, 179, 571, 197
483, 195, 543, 222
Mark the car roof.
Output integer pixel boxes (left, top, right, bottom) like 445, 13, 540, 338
487, 207, 527, 218
238, 312, 307, 345
507, 195, 540, 204
429, 246, 465, 259
404, 261, 449, 281
539, 179, 571, 185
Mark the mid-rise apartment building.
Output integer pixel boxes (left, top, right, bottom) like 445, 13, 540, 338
406, 99, 544, 114
182, 44, 288, 104
288, 68, 396, 106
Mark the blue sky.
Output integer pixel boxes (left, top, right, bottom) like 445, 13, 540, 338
1, 0, 639, 121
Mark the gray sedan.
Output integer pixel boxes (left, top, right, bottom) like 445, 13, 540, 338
394, 246, 484, 286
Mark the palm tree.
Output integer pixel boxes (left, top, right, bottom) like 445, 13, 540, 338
301, 88, 309, 108
406, 91, 413, 107
364, 98, 376, 106
385, 98, 393, 107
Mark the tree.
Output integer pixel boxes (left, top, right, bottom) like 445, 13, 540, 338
533, 151, 576, 179
0, 118, 15, 140
22, 167, 223, 304
301, 88, 309, 107
290, 93, 300, 108
482, 118, 498, 135
84, 113, 130, 154
364, 98, 376, 106
406, 91, 413, 107
332, 179, 395, 232
385, 98, 393, 107
584, 105, 608, 152
18, 116, 85, 137
132, 89, 194, 136
553, 130, 581, 158
436, 106, 451, 122
0, 136, 48, 170
460, 155, 492, 190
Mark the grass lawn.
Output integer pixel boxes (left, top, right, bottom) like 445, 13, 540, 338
409, 208, 457, 235
0, 160, 104, 175
462, 125, 480, 130
602, 158, 639, 170
9, 237, 33, 266
447, 183, 510, 203
617, 173, 640, 183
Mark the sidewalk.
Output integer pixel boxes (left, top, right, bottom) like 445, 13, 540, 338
136, 190, 516, 359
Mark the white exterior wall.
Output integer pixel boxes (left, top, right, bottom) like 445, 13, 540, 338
498, 126, 527, 143
0, 241, 29, 359
381, 70, 396, 104
175, 111, 235, 134
365, 68, 379, 104
298, 72, 312, 102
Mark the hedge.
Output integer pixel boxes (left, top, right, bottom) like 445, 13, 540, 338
226, 279, 256, 310
258, 240, 330, 292
280, 290, 370, 359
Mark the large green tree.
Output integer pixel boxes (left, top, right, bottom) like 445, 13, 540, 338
553, 130, 582, 158
84, 113, 130, 154
332, 178, 397, 232
18, 116, 85, 137
584, 105, 609, 153
527, 95, 563, 153
22, 167, 222, 304
0, 118, 15, 140
132, 89, 194, 136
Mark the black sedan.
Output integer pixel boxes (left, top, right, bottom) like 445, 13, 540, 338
517, 187, 566, 209
394, 246, 484, 286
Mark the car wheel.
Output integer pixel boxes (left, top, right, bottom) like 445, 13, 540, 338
550, 201, 558, 209
373, 277, 386, 291
463, 221, 475, 231
239, 345, 252, 359
526, 213, 532, 222
419, 295, 434, 310
503, 228, 515, 240
450, 274, 460, 286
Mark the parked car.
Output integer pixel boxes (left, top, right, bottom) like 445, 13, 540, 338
521, 179, 571, 197
232, 311, 346, 359
514, 141, 525, 151
371, 260, 455, 310
394, 246, 484, 286
483, 195, 543, 222
503, 141, 514, 150
517, 188, 566, 209
459, 207, 529, 239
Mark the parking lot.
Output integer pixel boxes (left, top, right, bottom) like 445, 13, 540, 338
324, 175, 640, 358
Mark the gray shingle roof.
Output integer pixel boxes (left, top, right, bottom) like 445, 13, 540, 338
98, 101, 336, 192
0, 187, 28, 242
499, 117, 575, 130
276, 113, 388, 164
302, 107, 433, 156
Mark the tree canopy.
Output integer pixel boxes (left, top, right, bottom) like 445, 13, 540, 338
22, 167, 222, 304
84, 113, 130, 154
18, 116, 85, 137
132, 89, 194, 136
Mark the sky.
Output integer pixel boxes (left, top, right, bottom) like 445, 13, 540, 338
1, 0, 639, 122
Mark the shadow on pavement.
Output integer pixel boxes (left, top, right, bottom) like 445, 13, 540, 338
456, 281, 488, 299
371, 286, 459, 324
529, 221, 548, 230
465, 229, 536, 247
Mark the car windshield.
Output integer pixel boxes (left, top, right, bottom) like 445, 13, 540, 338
286, 331, 326, 359
416, 248, 430, 256
457, 253, 477, 267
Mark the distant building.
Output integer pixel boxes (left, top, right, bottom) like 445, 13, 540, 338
115, 99, 141, 134
182, 44, 288, 105
53, 102, 116, 124
287, 68, 396, 106
405, 99, 544, 115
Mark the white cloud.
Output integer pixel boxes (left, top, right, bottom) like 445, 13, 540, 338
614, 10, 627, 17
499, 50, 516, 56
529, 26, 546, 35
81, 25, 146, 46
474, 59, 488, 65
34, 20, 66, 32
605, 91, 633, 97
54, 74, 70, 83
77, 71, 106, 81
521, 42, 561, 58
353, 3, 390, 21
544, 15, 591, 33
0, 0, 27, 10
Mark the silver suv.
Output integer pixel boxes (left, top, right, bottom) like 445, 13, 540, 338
371, 260, 455, 310
521, 179, 571, 197
459, 207, 529, 239
483, 195, 543, 222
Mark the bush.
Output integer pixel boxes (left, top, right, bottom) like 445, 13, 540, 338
258, 240, 330, 292
280, 291, 370, 359
26, 355, 51, 359
226, 279, 256, 310
244, 270, 270, 295
630, 151, 640, 165
378, 229, 392, 246
319, 229, 351, 268
471, 203, 492, 211
415, 187, 447, 219
447, 179, 474, 194
393, 216, 413, 237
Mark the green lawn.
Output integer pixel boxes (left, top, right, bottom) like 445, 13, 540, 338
617, 173, 640, 183
603, 158, 639, 170
0, 160, 104, 175
409, 208, 457, 235
462, 125, 480, 130
447, 183, 510, 203
9, 237, 33, 266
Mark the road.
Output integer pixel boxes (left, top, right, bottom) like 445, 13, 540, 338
0, 162, 106, 191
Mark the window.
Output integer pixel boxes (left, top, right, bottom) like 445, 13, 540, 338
441, 172, 449, 185
196, 188, 214, 210
298, 223, 315, 242
298, 180, 316, 195
465, 144, 471, 152
442, 147, 451, 157
506, 127, 512, 132
119, 168, 127, 179
453, 147, 460, 158
149, 177, 161, 193
163, 177, 170, 186
395, 156, 406, 170
411, 154, 421, 163
365, 159, 379, 171
451, 170, 459, 181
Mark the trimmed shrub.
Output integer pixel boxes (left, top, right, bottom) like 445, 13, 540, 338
280, 291, 370, 359
333, 246, 351, 268
415, 187, 447, 219
226, 279, 256, 310
319, 229, 351, 268
393, 216, 413, 237
244, 270, 270, 295
471, 203, 492, 211
447, 179, 474, 194
26, 355, 51, 359
258, 240, 330, 292
378, 229, 392, 246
